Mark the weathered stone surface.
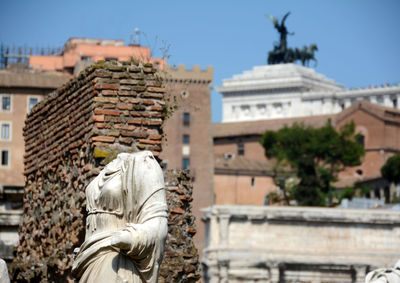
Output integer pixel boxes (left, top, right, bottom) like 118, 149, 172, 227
0, 258, 10, 283
203, 205, 400, 283
161, 170, 201, 283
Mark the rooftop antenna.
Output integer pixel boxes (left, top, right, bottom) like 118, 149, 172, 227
134, 28, 140, 45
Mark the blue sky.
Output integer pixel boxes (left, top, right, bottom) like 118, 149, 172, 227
1, 0, 399, 122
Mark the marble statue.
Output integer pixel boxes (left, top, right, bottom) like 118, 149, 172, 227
365, 261, 400, 283
72, 151, 168, 282
0, 258, 10, 283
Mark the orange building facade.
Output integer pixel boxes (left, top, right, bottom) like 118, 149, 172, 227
29, 38, 166, 73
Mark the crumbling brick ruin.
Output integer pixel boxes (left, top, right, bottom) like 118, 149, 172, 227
10, 60, 200, 282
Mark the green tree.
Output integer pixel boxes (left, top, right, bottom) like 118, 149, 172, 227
381, 153, 400, 185
260, 121, 365, 206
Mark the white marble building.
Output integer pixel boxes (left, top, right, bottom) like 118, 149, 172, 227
216, 64, 400, 122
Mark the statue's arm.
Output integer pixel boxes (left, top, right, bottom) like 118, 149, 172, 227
111, 186, 168, 258
266, 14, 279, 30
281, 12, 291, 25
110, 152, 168, 258
111, 216, 167, 258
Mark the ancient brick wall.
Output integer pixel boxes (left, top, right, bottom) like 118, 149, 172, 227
10, 60, 200, 282
161, 170, 201, 282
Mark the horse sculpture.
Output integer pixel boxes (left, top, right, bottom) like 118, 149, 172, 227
295, 44, 318, 67
268, 44, 318, 67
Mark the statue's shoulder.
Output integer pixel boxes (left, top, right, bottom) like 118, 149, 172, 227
133, 151, 156, 162
117, 151, 154, 162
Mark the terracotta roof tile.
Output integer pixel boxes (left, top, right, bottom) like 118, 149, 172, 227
336, 100, 400, 125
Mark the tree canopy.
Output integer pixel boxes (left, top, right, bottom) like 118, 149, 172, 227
260, 121, 365, 206
381, 153, 400, 185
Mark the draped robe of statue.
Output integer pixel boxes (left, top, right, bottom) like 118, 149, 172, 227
72, 151, 168, 282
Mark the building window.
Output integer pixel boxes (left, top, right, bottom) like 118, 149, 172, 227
1, 95, 11, 111
183, 134, 190, 144
393, 98, 398, 108
1, 149, 9, 166
28, 96, 40, 112
251, 177, 255, 187
105, 57, 118, 61
357, 135, 365, 147
81, 56, 91, 61
162, 161, 168, 169
183, 112, 190, 126
182, 158, 190, 170
1, 123, 10, 140
237, 141, 244, 156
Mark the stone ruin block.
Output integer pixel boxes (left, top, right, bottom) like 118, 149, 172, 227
10, 60, 200, 282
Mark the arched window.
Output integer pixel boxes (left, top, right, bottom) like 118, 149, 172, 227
357, 135, 365, 147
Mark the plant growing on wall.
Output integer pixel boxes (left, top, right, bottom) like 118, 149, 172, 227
260, 120, 365, 206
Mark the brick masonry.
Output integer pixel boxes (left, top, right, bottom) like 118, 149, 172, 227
161, 170, 200, 282
10, 60, 200, 282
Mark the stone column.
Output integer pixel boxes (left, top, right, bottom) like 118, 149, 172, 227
390, 182, 396, 202
384, 95, 392, 107
354, 265, 367, 283
324, 98, 333, 114
269, 263, 280, 283
219, 214, 231, 246
223, 103, 233, 122
345, 98, 352, 108
265, 104, 270, 118
249, 104, 256, 119
333, 100, 342, 113
218, 260, 230, 283
379, 188, 385, 200
208, 265, 220, 283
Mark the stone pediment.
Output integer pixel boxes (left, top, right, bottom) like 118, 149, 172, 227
216, 63, 344, 94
